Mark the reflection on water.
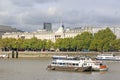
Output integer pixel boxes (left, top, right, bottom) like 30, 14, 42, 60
0, 58, 120, 80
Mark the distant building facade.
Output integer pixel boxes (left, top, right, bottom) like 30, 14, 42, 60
2, 25, 120, 42
43, 23, 52, 32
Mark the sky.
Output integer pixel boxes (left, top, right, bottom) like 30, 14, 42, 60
0, 0, 120, 31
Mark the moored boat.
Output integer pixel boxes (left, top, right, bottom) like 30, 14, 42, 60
88, 60, 108, 71
96, 53, 120, 61
47, 56, 108, 72
52, 55, 76, 60
0, 54, 8, 58
47, 59, 92, 72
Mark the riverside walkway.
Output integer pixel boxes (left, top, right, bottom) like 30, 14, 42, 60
0, 51, 120, 58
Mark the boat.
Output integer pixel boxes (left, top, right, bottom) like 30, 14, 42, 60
47, 55, 108, 72
0, 54, 8, 58
48, 56, 92, 72
87, 60, 108, 71
52, 55, 76, 60
96, 53, 120, 61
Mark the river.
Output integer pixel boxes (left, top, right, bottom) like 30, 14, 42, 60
0, 58, 120, 80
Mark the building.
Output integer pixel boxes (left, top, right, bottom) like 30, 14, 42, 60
43, 23, 52, 32
2, 24, 120, 42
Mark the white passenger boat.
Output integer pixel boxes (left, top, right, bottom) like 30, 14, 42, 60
0, 54, 8, 58
96, 53, 120, 61
47, 56, 108, 71
52, 55, 76, 60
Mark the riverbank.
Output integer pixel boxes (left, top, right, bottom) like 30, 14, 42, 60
0, 51, 120, 58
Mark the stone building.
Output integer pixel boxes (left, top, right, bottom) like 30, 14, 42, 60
2, 25, 120, 42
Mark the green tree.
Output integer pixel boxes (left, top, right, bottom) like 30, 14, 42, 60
70, 38, 77, 51
36, 39, 43, 51
46, 40, 54, 50
22, 37, 38, 50
111, 39, 120, 51
74, 32, 93, 51
89, 27, 116, 52
54, 38, 63, 49
63, 38, 72, 51
0, 38, 16, 50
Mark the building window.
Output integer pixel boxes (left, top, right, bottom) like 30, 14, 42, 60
55, 35, 61, 39
21, 36, 25, 39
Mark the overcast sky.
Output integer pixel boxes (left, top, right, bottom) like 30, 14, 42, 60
0, 0, 120, 31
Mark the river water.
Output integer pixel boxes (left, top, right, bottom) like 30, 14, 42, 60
0, 58, 120, 80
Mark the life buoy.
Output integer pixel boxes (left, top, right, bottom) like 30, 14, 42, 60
100, 65, 107, 69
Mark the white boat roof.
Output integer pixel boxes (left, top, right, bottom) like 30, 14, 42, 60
54, 59, 80, 63
98, 53, 114, 56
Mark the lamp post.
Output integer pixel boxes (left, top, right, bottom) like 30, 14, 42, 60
12, 48, 14, 58
16, 42, 18, 58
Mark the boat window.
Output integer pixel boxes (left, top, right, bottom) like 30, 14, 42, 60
52, 62, 55, 64
68, 63, 71, 65
60, 63, 62, 65
63, 63, 65, 65
74, 57, 80, 60
80, 58, 85, 60
87, 58, 90, 60
98, 57, 102, 59
73, 63, 75, 66
105, 57, 112, 59
95, 63, 99, 65
76, 64, 78, 66
52, 62, 57, 64
84, 63, 87, 65
113, 54, 115, 56
100, 63, 103, 66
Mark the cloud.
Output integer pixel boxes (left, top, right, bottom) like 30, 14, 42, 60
0, 0, 120, 31
11, 0, 58, 7
48, 7, 57, 15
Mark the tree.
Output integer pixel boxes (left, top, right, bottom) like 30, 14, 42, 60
70, 38, 77, 51
111, 39, 120, 51
46, 40, 54, 50
74, 32, 93, 51
37, 39, 43, 51
54, 38, 63, 49
0, 38, 17, 51
63, 38, 73, 51
89, 27, 116, 52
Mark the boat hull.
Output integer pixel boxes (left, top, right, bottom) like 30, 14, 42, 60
92, 67, 108, 71
96, 58, 120, 61
96, 53, 120, 61
47, 65, 92, 72
92, 65, 108, 71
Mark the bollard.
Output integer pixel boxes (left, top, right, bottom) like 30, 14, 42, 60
12, 50, 14, 58
16, 50, 18, 58
7, 53, 10, 58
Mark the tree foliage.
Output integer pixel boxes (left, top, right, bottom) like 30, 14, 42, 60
74, 32, 93, 51
89, 27, 116, 51
0, 27, 119, 52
